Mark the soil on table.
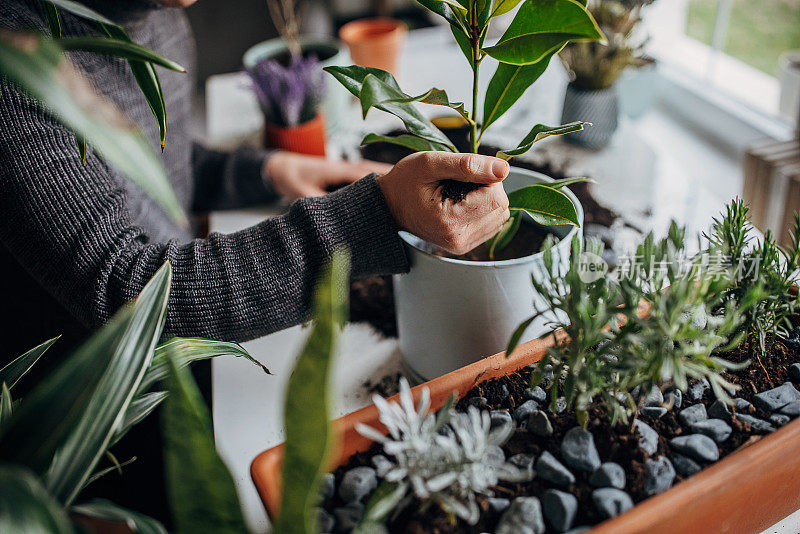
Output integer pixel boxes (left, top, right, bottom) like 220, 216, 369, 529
323, 336, 800, 533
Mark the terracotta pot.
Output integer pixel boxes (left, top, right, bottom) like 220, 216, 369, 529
252, 324, 800, 533
338, 18, 407, 76
263, 113, 326, 156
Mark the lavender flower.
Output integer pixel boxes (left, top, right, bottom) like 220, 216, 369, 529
246, 54, 326, 127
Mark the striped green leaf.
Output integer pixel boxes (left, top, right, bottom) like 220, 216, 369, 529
0, 335, 59, 391
0, 465, 73, 534
72, 499, 166, 534
54, 37, 185, 72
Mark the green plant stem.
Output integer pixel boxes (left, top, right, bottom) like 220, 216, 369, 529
470, 5, 479, 154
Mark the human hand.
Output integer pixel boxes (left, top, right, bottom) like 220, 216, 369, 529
265, 151, 393, 200
377, 152, 511, 255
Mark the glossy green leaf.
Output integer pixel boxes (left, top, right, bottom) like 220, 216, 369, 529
72, 499, 166, 534
0, 34, 185, 225
0, 465, 74, 534
46, 263, 172, 505
109, 391, 168, 447
139, 337, 269, 394
416, 0, 467, 26
508, 184, 580, 226
274, 249, 350, 534
476, 0, 493, 27
0, 336, 59, 391
482, 0, 604, 65
361, 133, 451, 152
490, 0, 524, 18
323, 66, 456, 151
482, 59, 552, 131
360, 74, 468, 121
487, 210, 522, 258
0, 384, 12, 425
506, 315, 536, 357
162, 352, 248, 534
542, 176, 593, 189
496, 122, 588, 160
54, 37, 186, 72
450, 23, 474, 67
43, 2, 63, 38
42, 0, 116, 26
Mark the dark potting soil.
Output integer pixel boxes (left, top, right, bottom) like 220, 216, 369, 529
323, 337, 800, 533
349, 276, 397, 338
432, 222, 550, 262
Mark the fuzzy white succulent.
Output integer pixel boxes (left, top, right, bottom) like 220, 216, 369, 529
356, 378, 528, 525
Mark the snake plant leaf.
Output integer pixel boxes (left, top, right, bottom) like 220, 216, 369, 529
46, 262, 172, 505
508, 184, 580, 226
506, 315, 536, 357
324, 66, 456, 151
0, 384, 11, 425
0, 34, 185, 225
362, 132, 452, 152
162, 350, 248, 534
360, 74, 469, 121
482, 0, 604, 65
139, 337, 269, 394
41, 0, 116, 26
54, 37, 186, 72
109, 390, 168, 447
490, 0, 524, 18
274, 249, 350, 534
0, 335, 59, 391
72, 500, 166, 534
487, 210, 522, 259
0, 465, 74, 534
496, 122, 588, 160
43, 1, 63, 37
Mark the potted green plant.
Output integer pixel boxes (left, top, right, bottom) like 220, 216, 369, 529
323, 0, 605, 380
253, 201, 800, 533
560, 0, 656, 149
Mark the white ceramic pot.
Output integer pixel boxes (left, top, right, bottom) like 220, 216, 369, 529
243, 36, 350, 136
394, 168, 584, 381
779, 50, 800, 123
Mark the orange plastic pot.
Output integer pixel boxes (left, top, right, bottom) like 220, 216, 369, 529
338, 18, 407, 76
263, 113, 326, 156
252, 325, 800, 533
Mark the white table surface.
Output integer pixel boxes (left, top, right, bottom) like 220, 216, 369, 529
206, 25, 800, 534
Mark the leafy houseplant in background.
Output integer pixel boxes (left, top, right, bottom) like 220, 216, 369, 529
560, 0, 656, 149
324, 0, 605, 380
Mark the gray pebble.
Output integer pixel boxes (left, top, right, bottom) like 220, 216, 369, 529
338, 467, 377, 503
561, 427, 601, 472
509, 453, 536, 480
641, 406, 668, 419
320, 473, 335, 500
489, 497, 511, 513
496, 497, 545, 534
634, 419, 659, 456
690, 418, 732, 443
670, 434, 719, 462
514, 400, 540, 422
528, 410, 554, 437
789, 363, 800, 382
644, 456, 676, 496
371, 455, 393, 478
333, 502, 364, 533
542, 489, 578, 532
708, 400, 731, 420
592, 488, 634, 519
537, 451, 575, 487
642, 386, 664, 407
679, 404, 708, 426
734, 397, 752, 411
317, 507, 335, 533
779, 400, 800, 417
665, 388, 683, 409
736, 413, 777, 433
525, 386, 547, 403
670, 452, 702, 477
589, 462, 626, 489
687, 378, 710, 402
770, 413, 791, 427
499, 384, 511, 398
753, 383, 800, 412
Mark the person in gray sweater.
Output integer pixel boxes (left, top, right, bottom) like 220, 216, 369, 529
1, 0, 511, 522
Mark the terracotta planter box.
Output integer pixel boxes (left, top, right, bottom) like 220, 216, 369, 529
251, 328, 800, 533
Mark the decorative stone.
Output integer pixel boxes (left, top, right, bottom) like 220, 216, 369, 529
642, 386, 664, 407
670, 452, 702, 477
320, 473, 335, 500
592, 488, 634, 519
785, 328, 800, 351
338, 467, 377, 503
528, 410, 554, 437
780, 401, 800, 417
644, 456, 676, 496
670, 434, 719, 462
752, 383, 800, 412
542, 489, 578, 532
525, 386, 548, 403
491, 410, 516, 436
467, 396, 488, 409
770, 413, 791, 427
561, 427, 601, 472
589, 462, 626, 489
634, 419, 659, 456
736, 413, 776, 433
678, 404, 708, 426
317, 507, 335, 533
536, 451, 575, 487
371, 455, 393, 478
489, 497, 511, 513
789, 363, 800, 382
665, 388, 683, 409
690, 419, 733, 443
333, 502, 364, 533
641, 406, 668, 419
509, 453, 537, 480
514, 400, 540, 422
686, 378, 710, 402
734, 397, 752, 412
708, 400, 731, 420
496, 497, 546, 534
499, 384, 511, 398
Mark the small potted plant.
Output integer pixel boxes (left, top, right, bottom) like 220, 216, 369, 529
560, 0, 656, 149
324, 0, 605, 380
338, 17, 408, 77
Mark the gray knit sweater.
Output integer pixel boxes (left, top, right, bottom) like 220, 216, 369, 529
0, 0, 409, 353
